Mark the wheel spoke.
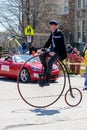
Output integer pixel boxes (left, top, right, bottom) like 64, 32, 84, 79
20, 69, 29, 82
17, 55, 66, 108
65, 88, 82, 107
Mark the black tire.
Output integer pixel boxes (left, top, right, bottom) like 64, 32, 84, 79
17, 55, 66, 108
65, 88, 82, 107
20, 68, 30, 83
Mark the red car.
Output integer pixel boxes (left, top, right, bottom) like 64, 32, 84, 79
0, 55, 60, 82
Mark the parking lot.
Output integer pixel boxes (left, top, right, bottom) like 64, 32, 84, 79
0, 75, 87, 130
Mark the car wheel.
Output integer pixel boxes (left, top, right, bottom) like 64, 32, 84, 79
20, 68, 30, 83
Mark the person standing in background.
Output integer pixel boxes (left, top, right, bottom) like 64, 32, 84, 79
83, 47, 87, 90
69, 47, 78, 74
29, 43, 37, 55
8, 35, 22, 55
22, 42, 27, 54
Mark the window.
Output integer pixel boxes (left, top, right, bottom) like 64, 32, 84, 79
78, 0, 81, 8
59, 0, 69, 14
83, 0, 87, 7
77, 20, 86, 43
64, 0, 69, 13
77, 0, 87, 8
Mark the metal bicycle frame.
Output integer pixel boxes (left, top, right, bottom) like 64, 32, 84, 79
59, 60, 74, 97
17, 52, 82, 108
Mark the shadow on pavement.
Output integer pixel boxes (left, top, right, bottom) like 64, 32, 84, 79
0, 76, 17, 83
30, 108, 60, 116
12, 108, 60, 116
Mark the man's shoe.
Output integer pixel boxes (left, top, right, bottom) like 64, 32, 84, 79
39, 80, 49, 86
42, 80, 49, 86
39, 80, 44, 87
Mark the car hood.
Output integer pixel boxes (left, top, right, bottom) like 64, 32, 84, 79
28, 62, 58, 70
29, 62, 42, 68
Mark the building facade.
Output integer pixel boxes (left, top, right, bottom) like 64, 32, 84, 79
75, 0, 87, 43
28, 0, 75, 47
23, 0, 87, 49
74, 0, 87, 51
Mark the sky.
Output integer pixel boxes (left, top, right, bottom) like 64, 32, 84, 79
0, 0, 19, 32
0, 25, 6, 32
0, 0, 7, 31
0, 0, 21, 32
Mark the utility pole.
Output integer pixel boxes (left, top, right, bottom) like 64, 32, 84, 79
33, 0, 36, 29
21, 0, 27, 38
26, 0, 31, 51
26, 0, 30, 25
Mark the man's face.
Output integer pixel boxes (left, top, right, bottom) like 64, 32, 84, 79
49, 24, 57, 32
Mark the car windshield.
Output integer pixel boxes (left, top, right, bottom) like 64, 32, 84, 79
13, 55, 39, 63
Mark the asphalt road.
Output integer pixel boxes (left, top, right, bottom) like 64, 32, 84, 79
0, 75, 87, 130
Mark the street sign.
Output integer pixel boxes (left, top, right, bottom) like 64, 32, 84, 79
24, 25, 34, 36
27, 36, 31, 43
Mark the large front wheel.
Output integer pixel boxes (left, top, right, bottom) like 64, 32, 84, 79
17, 55, 66, 108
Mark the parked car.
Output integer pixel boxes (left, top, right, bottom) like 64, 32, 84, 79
0, 55, 60, 82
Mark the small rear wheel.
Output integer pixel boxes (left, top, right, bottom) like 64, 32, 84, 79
65, 88, 82, 107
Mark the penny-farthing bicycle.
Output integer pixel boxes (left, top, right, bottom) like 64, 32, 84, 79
17, 49, 82, 108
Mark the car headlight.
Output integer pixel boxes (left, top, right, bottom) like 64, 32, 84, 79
31, 66, 40, 71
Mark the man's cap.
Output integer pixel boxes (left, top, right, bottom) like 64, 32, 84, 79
49, 20, 58, 25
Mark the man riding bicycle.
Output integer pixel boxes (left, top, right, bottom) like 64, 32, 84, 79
39, 19, 67, 86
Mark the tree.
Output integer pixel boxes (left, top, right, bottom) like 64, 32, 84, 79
0, 0, 23, 37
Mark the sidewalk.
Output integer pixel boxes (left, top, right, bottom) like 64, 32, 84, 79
0, 76, 87, 130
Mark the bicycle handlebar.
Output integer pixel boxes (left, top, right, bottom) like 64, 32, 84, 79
37, 48, 49, 55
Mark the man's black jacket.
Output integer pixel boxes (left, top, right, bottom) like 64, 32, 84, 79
44, 29, 67, 60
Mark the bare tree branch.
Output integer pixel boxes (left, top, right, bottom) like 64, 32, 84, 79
0, 0, 23, 36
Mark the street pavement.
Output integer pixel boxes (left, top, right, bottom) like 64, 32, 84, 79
0, 75, 87, 130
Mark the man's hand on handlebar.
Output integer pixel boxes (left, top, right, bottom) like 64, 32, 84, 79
37, 48, 47, 54
49, 52, 55, 56
37, 48, 55, 56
